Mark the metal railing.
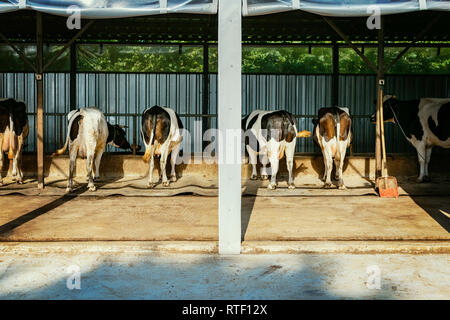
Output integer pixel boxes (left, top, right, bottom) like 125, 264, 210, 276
21, 111, 417, 156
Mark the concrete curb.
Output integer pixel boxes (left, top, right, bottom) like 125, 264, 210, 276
0, 241, 449, 255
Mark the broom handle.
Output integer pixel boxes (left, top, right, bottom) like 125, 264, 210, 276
379, 90, 388, 178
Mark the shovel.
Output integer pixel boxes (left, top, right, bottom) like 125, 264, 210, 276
376, 98, 399, 198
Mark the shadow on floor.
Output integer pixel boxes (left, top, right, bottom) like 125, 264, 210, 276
0, 253, 401, 300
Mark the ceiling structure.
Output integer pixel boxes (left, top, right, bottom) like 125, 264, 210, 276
0, 9, 449, 45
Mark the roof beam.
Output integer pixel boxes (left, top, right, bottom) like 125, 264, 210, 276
0, 31, 37, 72
322, 16, 378, 74
43, 20, 94, 72
383, 14, 441, 73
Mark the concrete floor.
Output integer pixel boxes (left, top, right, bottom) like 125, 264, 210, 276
0, 247, 448, 299
0, 194, 448, 242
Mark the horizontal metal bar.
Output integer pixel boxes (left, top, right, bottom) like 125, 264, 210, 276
30, 112, 372, 119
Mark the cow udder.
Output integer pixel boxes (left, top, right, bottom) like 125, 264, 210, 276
2, 128, 17, 153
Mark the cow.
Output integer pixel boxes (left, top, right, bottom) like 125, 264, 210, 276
53, 107, 131, 192
242, 109, 301, 190
312, 107, 352, 189
0, 98, 29, 186
141, 105, 183, 188
371, 95, 450, 182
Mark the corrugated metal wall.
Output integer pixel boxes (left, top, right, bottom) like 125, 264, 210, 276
1, 72, 449, 155
75, 73, 204, 153
339, 74, 450, 154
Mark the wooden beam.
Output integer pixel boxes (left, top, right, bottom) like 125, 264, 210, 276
36, 12, 44, 189
331, 41, 339, 106
70, 43, 77, 110
0, 31, 37, 73
383, 14, 441, 73
322, 16, 378, 74
375, 19, 385, 179
202, 42, 210, 150
43, 20, 94, 72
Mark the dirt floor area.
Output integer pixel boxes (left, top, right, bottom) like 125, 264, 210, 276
0, 192, 448, 242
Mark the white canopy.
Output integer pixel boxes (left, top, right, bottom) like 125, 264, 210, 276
243, 0, 450, 17
0, 0, 218, 18
1, 0, 449, 18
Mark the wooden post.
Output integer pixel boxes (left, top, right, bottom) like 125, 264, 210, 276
332, 41, 339, 107
36, 12, 44, 189
202, 42, 210, 150
375, 19, 384, 179
70, 43, 77, 111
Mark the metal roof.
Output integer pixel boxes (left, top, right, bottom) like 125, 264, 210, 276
0, 9, 449, 44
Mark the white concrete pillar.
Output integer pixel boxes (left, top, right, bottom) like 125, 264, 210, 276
218, 0, 242, 254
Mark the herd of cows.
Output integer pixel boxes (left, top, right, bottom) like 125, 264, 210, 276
0, 96, 449, 192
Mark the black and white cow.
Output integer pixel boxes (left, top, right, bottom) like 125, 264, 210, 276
313, 107, 352, 189
242, 110, 298, 190
141, 105, 183, 188
371, 95, 450, 182
54, 107, 131, 192
0, 98, 29, 185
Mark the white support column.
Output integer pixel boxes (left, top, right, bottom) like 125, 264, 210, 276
218, 0, 242, 255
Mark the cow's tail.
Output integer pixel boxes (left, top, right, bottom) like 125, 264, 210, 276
52, 110, 80, 156
7, 113, 14, 160
335, 112, 341, 160
142, 113, 157, 163
278, 142, 286, 160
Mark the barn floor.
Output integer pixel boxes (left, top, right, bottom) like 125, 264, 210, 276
0, 179, 448, 246
0, 251, 449, 299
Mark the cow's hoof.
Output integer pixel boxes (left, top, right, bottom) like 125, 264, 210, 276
323, 183, 333, 189
162, 181, 170, 187
170, 175, 177, 182
416, 177, 424, 183
88, 185, 97, 192
423, 176, 431, 182
94, 176, 100, 182
250, 174, 258, 180
288, 183, 296, 190
261, 175, 269, 181
147, 183, 156, 189
267, 183, 277, 190
0, 182, 3, 187
65, 187, 73, 193
17, 180, 24, 185
338, 185, 347, 190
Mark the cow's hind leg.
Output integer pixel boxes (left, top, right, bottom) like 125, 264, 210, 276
246, 145, 258, 180
13, 134, 25, 184
0, 134, 3, 186
169, 143, 181, 182
322, 141, 333, 188
147, 146, 156, 188
416, 142, 427, 183
66, 145, 78, 193
160, 144, 170, 187
336, 141, 347, 190
86, 149, 96, 192
267, 140, 280, 190
94, 149, 104, 181
260, 152, 269, 180
423, 146, 432, 182
285, 139, 296, 189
